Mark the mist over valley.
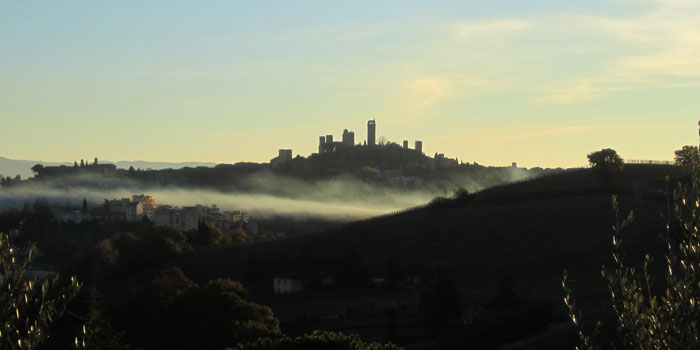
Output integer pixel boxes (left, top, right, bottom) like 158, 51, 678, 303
1, 145, 555, 220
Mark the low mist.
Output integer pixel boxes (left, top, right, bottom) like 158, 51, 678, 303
0, 167, 541, 221
0, 182, 435, 222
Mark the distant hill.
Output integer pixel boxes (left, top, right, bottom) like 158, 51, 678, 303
111, 160, 218, 171
0, 156, 217, 179
0, 156, 70, 179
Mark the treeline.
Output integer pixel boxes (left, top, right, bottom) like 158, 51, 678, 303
0, 206, 247, 280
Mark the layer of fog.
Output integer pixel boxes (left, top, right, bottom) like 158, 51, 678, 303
0, 167, 540, 221
0, 183, 435, 222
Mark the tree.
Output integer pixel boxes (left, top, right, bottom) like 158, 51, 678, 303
674, 145, 700, 173
563, 183, 700, 349
74, 284, 129, 350
193, 221, 225, 246
136, 269, 280, 350
453, 187, 469, 200
231, 226, 248, 244
30, 164, 43, 176
587, 148, 624, 179
0, 228, 81, 349
145, 267, 197, 306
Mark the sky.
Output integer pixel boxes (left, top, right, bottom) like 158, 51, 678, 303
2, 0, 700, 168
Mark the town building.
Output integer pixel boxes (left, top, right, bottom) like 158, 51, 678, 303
154, 205, 182, 228
342, 129, 354, 146
434, 153, 459, 167
107, 198, 144, 222
48, 193, 252, 232
319, 129, 356, 154
316, 120, 429, 156
36, 158, 117, 177
270, 149, 292, 166
153, 203, 248, 232
133, 194, 156, 219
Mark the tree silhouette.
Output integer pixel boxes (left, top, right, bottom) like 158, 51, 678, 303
587, 148, 624, 180
674, 145, 700, 173
142, 270, 280, 350
74, 284, 129, 350
30, 164, 43, 176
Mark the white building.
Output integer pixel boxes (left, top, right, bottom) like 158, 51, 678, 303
154, 205, 181, 228
107, 198, 144, 222
273, 276, 304, 294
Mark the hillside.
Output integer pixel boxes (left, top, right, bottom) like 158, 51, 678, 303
42, 163, 679, 349
116, 165, 681, 320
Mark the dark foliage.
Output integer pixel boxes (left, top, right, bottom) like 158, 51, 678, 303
419, 277, 461, 330
231, 330, 401, 350
127, 268, 280, 350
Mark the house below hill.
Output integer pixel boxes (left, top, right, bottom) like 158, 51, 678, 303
273, 275, 304, 294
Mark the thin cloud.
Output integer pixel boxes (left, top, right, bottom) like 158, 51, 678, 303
538, 1, 700, 103
453, 19, 531, 40
407, 76, 449, 113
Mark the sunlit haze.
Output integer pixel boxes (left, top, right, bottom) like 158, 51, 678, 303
2, 0, 699, 168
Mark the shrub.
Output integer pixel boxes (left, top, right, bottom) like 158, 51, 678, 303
0, 228, 81, 349
563, 178, 700, 349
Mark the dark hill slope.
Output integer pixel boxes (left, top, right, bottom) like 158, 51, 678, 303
145, 165, 679, 307
475, 164, 681, 198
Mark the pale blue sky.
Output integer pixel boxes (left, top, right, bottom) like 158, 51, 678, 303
1, 0, 699, 167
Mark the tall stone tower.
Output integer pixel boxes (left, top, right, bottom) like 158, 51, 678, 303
367, 119, 376, 146
319, 136, 326, 154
